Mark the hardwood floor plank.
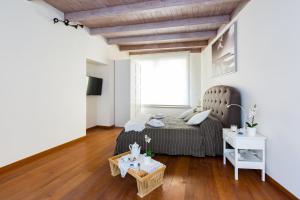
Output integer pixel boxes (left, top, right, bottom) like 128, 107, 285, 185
0, 127, 295, 200
185, 158, 219, 200
158, 156, 190, 200
211, 158, 241, 200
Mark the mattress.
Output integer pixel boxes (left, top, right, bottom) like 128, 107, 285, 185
114, 116, 223, 157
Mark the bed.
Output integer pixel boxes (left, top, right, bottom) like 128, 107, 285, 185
114, 85, 241, 157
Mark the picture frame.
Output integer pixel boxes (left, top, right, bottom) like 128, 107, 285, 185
211, 22, 237, 77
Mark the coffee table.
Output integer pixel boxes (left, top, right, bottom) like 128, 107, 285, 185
108, 151, 166, 198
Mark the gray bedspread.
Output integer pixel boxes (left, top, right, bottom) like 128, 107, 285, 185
114, 116, 223, 157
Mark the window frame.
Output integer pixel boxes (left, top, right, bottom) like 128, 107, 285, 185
141, 104, 191, 109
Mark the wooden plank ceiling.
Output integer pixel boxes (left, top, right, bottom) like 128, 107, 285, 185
45, 0, 248, 55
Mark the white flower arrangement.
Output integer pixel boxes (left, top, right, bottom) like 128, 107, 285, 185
246, 104, 258, 128
145, 135, 151, 143
144, 135, 152, 157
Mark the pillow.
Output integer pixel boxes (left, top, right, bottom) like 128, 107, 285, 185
186, 110, 211, 125
194, 106, 202, 112
183, 111, 199, 122
178, 108, 195, 119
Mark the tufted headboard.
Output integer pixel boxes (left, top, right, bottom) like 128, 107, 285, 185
202, 85, 241, 128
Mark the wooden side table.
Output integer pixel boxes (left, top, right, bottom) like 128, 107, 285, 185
108, 152, 166, 198
223, 128, 266, 181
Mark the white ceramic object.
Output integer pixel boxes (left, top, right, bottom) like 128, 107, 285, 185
129, 142, 141, 157
247, 127, 257, 136
230, 125, 238, 133
144, 156, 152, 164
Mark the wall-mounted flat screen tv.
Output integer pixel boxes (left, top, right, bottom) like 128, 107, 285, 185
86, 76, 103, 96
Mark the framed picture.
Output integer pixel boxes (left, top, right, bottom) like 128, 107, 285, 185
212, 22, 237, 77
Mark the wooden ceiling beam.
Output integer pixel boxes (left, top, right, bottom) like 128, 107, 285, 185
129, 48, 202, 55
65, 0, 242, 22
119, 41, 208, 51
107, 31, 216, 45
90, 15, 230, 36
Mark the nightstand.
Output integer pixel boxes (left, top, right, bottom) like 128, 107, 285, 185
223, 128, 266, 181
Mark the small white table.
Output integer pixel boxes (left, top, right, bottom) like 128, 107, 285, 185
223, 128, 266, 181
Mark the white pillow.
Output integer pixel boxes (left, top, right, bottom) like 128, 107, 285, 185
178, 108, 195, 119
186, 110, 211, 125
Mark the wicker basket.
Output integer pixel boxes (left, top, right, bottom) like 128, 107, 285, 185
108, 151, 166, 198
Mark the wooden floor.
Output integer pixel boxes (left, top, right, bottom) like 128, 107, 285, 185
0, 127, 293, 200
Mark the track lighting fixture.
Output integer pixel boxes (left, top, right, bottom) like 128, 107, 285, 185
53, 18, 84, 29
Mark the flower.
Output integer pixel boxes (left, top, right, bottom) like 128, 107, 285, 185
144, 135, 152, 157
145, 135, 151, 143
246, 104, 258, 128
248, 104, 257, 120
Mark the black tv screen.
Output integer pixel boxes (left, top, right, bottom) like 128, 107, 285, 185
87, 76, 103, 95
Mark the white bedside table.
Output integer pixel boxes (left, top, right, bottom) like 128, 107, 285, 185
223, 128, 266, 181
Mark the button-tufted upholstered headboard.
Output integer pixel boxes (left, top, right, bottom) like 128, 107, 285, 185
202, 85, 241, 128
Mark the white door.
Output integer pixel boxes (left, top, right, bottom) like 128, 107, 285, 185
114, 60, 131, 127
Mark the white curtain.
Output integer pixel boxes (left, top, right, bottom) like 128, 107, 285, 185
130, 61, 142, 119
136, 53, 190, 106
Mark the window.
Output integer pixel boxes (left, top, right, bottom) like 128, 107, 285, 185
139, 53, 189, 106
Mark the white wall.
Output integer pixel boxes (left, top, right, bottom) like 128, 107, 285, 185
0, 0, 127, 167
86, 62, 101, 129
86, 95, 98, 129
200, 0, 300, 197
86, 61, 115, 127
95, 61, 115, 126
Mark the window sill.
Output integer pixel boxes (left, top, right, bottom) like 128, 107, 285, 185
142, 104, 191, 109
